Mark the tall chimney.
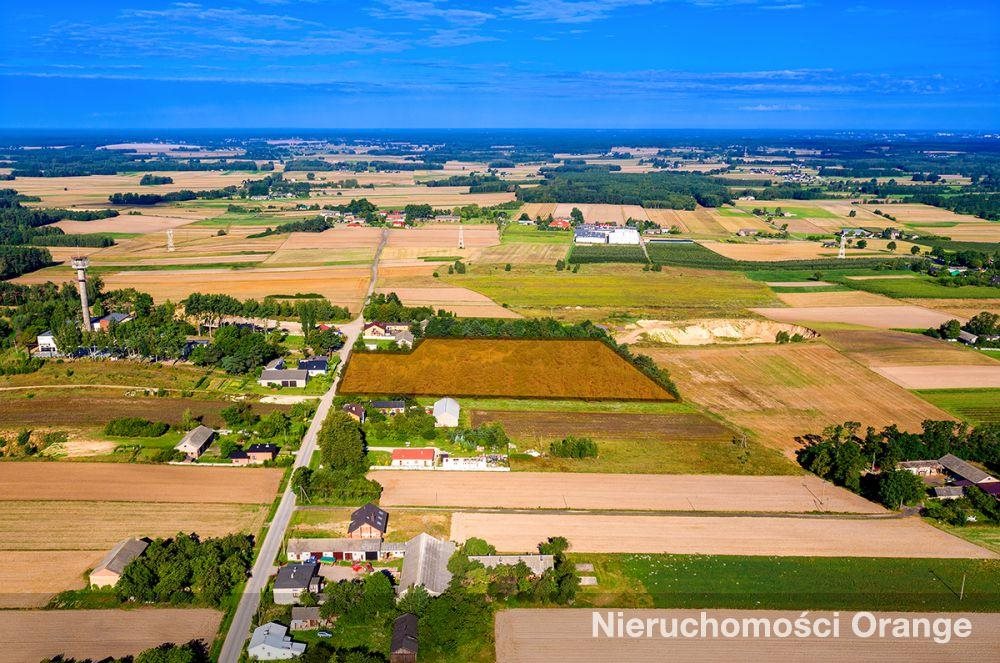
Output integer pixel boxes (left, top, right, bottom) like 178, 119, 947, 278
71, 257, 92, 331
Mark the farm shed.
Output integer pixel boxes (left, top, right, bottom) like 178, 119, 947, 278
390, 613, 419, 663
432, 397, 460, 427
468, 554, 555, 575
348, 503, 389, 539
174, 425, 215, 461
286, 537, 388, 562
290, 607, 332, 631
248, 622, 306, 660
372, 400, 407, 415
259, 367, 309, 388
89, 537, 150, 588
273, 561, 321, 605
297, 357, 329, 376
939, 454, 998, 484
399, 533, 455, 597
391, 448, 437, 468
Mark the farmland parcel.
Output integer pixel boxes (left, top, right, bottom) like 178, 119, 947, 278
341, 338, 676, 400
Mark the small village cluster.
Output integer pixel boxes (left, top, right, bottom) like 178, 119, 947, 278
898, 453, 1000, 501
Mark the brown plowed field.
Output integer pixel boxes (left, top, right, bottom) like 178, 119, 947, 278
871, 365, 1000, 389
776, 291, 903, 307
0, 462, 282, 503
469, 410, 729, 442
751, 305, 957, 330
452, 512, 996, 558
646, 344, 950, 452
822, 328, 998, 367
0, 551, 101, 608
375, 472, 883, 513
387, 224, 498, 248
341, 339, 675, 400
2, 609, 222, 662
496, 610, 1000, 663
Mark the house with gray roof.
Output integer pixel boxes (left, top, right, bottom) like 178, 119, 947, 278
174, 425, 215, 460
390, 613, 419, 663
399, 533, 455, 597
273, 561, 321, 605
938, 454, 997, 485
469, 554, 554, 576
248, 622, 305, 660
89, 537, 150, 588
259, 358, 309, 388
349, 503, 389, 539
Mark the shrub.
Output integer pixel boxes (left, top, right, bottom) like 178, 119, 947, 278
549, 436, 598, 458
104, 417, 169, 438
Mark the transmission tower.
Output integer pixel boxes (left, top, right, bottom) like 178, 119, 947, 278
837, 232, 847, 259
166, 229, 175, 252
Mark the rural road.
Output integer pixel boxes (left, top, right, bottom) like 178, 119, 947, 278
218, 229, 387, 663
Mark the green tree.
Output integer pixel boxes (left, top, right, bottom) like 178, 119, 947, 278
940, 319, 962, 340
887, 241, 897, 252
318, 411, 367, 473
877, 469, 926, 508
570, 207, 584, 224
910, 244, 921, 255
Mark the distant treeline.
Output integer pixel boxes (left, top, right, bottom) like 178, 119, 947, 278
284, 159, 443, 172
248, 216, 331, 238
909, 192, 1000, 222
425, 173, 511, 193
5, 145, 261, 177
518, 171, 731, 209
139, 173, 173, 185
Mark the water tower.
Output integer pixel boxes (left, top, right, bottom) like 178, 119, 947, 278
71, 257, 93, 331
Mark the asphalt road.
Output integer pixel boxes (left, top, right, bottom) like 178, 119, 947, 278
218, 229, 387, 663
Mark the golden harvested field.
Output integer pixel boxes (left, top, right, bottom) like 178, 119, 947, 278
870, 366, 1000, 389
2, 609, 222, 662
906, 298, 1000, 317
701, 240, 875, 262
552, 203, 649, 225
751, 305, 959, 329
12, 172, 257, 206
0, 462, 283, 503
646, 344, 950, 452
477, 242, 570, 264
518, 203, 557, 219
857, 202, 980, 223
470, 410, 729, 442
935, 223, 1000, 242
496, 610, 1000, 663
375, 286, 519, 318
822, 328, 998, 367
776, 290, 903, 307
341, 339, 676, 400
100, 265, 370, 306
0, 551, 101, 608
0, 500, 268, 550
452, 512, 996, 557
280, 226, 383, 249
311, 185, 514, 207
387, 224, 498, 248
376, 472, 881, 514
55, 213, 197, 234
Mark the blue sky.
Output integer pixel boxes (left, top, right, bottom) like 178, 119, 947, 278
1, 1, 997, 129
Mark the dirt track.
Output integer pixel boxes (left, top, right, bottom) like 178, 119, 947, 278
375, 472, 884, 513
452, 512, 997, 558
496, 609, 1000, 663
0, 462, 282, 503
2, 608, 221, 661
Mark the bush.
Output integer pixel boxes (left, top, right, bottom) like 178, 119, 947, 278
104, 417, 169, 438
549, 436, 598, 458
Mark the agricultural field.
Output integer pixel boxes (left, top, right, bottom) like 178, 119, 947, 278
821, 328, 997, 367
699, 240, 889, 262
915, 389, 1000, 424
907, 298, 1000, 318
552, 203, 649, 225
442, 263, 779, 321
500, 223, 572, 245
751, 304, 957, 329
374, 286, 517, 318
376, 473, 879, 513
340, 338, 675, 400
0, 463, 278, 607
645, 343, 951, 452
870, 365, 1000, 389
568, 244, 648, 263
10, 171, 258, 207
0, 360, 211, 391
451, 512, 996, 558
2, 609, 222, 662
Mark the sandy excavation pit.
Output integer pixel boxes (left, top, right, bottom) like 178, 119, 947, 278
618, 318, 818, 346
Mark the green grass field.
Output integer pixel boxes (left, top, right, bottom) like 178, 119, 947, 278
191, 212, 313, 227
443, 263, 778, 321
734, 204, 840, 219
501, 224, 573, 244
843, 275, 1000, 299
915, 389, 1000, 423
928, 522, 1000, 555
573, 554, 1000, 611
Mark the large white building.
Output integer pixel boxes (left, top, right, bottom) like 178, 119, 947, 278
432, 397, 460, 427
573, 224, 641, 246
247, 622, 305, 660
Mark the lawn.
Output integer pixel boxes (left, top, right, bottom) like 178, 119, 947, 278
843, 275, 1000, 299
0, 360, 212, 391
734, 204, 840, 219
501, 224, 572, 245
443, 263, 777, 321
915, 388, 1000, 423
928, 522, 1000, 555
573, 554, 1000, 611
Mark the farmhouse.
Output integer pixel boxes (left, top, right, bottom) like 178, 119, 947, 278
399, 533, 455, 597
468, 554, 554, 575
897, 459, 944, 478
92, 312, 132, 332
273, 561, 322, 605
363, 322, 411, 340
260, 358, 309, 388
391, 448, 437, 468
390, 613, 419, 663
297, 357, 329, 376
290, 607, 332, 631
36, 331, 58, 356
372, 399, 407, 415
342, 403, 367, 423
248, 622, 306, 660
440, 455, 489, 470
938, 454, 998, 485
548, 218, 572, 230
348, 503, 389, 539
932, 486, 965, 500
230, 443, 279, 466
433, 214, 460, 222
174, 425, 215, 461
431, 397, 460, 427
89, 537, 150, 588
286, 537, 404, 562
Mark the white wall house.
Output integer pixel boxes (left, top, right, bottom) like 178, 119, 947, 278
247, 622, 305, 660
36, 331, 58, 355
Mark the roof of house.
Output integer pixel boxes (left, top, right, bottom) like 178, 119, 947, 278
274, 561, 319, 589
248, 622, 305, 655
953, 480, 1000, 496
394, 330, 415, 343
247, 443, 279, 454
265, 357, 286, 370
298, 357, 329, 371
391, 613, 419, 655
432, 397, 460, 419
342, 403, 366, 416
349, 503, 389, 534
175, 425, 214, 453
400, 533, 455, 596
287, 538, 383, 555
92, 538, 149, 577
228, 450, 249, 460
469, 554, 555, 575
932, 486, 965, 498
372, 399, 406, 409
939, 453, 996, 484
392, 448, 436, 461
898, 459, 943, 469
101, 312, 130, 323
260, 368, 309, 382
291, 606, 321, 621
